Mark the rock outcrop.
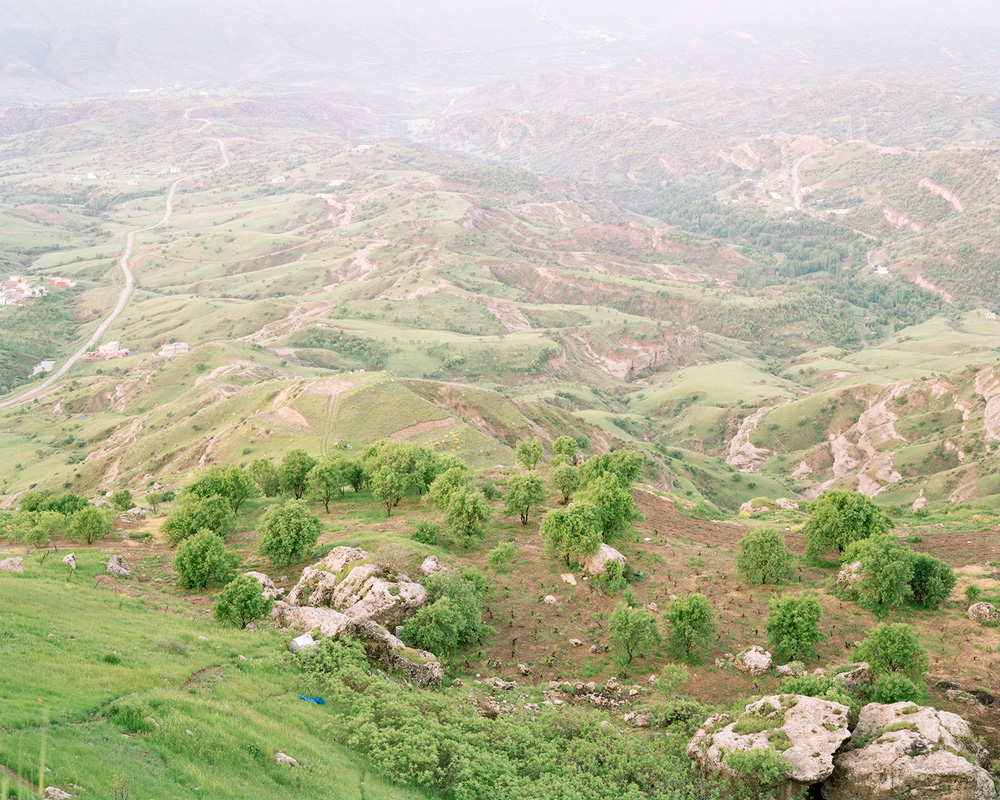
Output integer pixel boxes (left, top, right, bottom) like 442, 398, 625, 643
318, 546, 368, 573
822, 702, 997, 800
733, 646, 773, 676
62, 553, 76, 570
420, 555, 446, 576
967, 602, 1000, 625
831, 662, 873, 695
0, 556, 24, 574
347, 618, 443, 688
834, 561, 861, 594
581, 543, 626, 576
106, 555, 130, 578
688, 695, 851, 787
286, 566, 338, 607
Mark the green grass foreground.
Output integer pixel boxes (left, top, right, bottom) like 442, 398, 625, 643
0, 550, 435, 800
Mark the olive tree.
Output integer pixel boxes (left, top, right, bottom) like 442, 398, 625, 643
539, 503, 601, 566
803, 490, 892, 558
609, 605, 661, 665
504, 471, 546, 525
257, 500, 321, 565
735, 528, 793, 584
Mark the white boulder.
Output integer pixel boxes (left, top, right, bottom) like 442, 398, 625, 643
244, 570, 282, 599
107, 554, 130, 578
287, 566, 338, 607
318, 546, 368, 573
581, 543, 626, 576
688, 695, 851, 786
62, 553, 76, 570
0, 556, 24, 574
733, 646, 772, 677
420, 555, 446, 576
822, 702, 997, 800
967, 602, 1000, 625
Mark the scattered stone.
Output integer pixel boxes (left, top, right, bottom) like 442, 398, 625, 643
485, 677, 517, 691
581, 543, 626, 576
628, 688, 639, 697
318, 546, 368, 573
0, 556, 24, 574
275, 751, 300, 767
62, 553, 76, 570
687, 695, 851, 787
812, 667, 828, 677
599, 720, 613, 728
831, 662, 872, 694
733, 645, 772, 677
44, 788, 73, 800
967, 602, 1000, 625
450, 679, 463, 688
934, 678, 962, 691
776, 497, 798, 510
561, 573, 577, 586
585, 682, 598, 692
548, 681, 561, 690
648, 674, 658, 685
244, 570, 282, 599
119, 507, 145, 523
775, 664, 798, 677
517, 663, 531, 676
238, 655, 247, 662
569, 638, 583, 647
543, 594, 557, 605
420, 555, 446, 576
643, 602, 658, 612
590, 644, 600, 653
106, 554, 131, 578
606, 678, 620, 692
823, 702, 997, 800
945, 689, 980, 705
633, 714, 650, 728
197, 636, 209, 641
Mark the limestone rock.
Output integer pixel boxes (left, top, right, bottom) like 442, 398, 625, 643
275, 751, 300, 767
967, 602, 1000, 625
337, 569, 427, 628
420, 555, 446, 576
822, 702, 997, 800
518, 663, 531, 675
569, 638, 583, 647
348, 618, 443, 688
543, 594, 557, 605
835, 561, 862, 594
244, 571, 282, 599
119, 507, 145, 522
107, 554, 130, 578
0, 556, 24, 574
581, 543, 626, 576
272, 601, 352, 638
44, 788, 73, 800
776, 498, 799, 511
318, 546, 368, 573
733, 646, 772, 676
688, 695, 851, 786
775, 664, 798, 677
831, 662, 872, 694
287, 566, 338, 607
62, 553, 76, 570
945, 689, 979, 706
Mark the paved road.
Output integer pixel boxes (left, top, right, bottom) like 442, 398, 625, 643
0, 112, 228, 410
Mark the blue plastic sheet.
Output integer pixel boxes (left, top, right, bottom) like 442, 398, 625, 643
298, 695, 325, 705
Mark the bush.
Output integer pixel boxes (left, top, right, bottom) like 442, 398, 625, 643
111, 489, 134, 511
400, 570, 491, 655
487, 542, 518, 570
444, 489, 490, 547
779, 674, 860, 718
173, 529, 231, 591
429, 467, 473, 511
410, 521, 440, 545
594, 558, 629, 595
870, 674, 926, 704
609, 605, 661, 665
766, 593, 823, 662
480, 481, 502, 501
665, 593, 716, 663
736, 528, 793, 584
854, 623, 928, 683
908, 553, 956, 609
845, 534, 914, 614
257, 500, 321, 566
965, 585, 982, 605
213, 574, 273, 628
723, 748, 789, 799
71, 506, 114, 544
162, 495, 234, 545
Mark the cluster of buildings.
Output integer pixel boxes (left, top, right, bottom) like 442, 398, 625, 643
1, 275, 47, 305
81, 341, 132, 361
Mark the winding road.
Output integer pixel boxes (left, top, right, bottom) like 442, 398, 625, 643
0, 110, 229, 410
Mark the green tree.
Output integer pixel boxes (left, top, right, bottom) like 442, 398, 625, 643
186, 465, 257, 512
553, 435, 578, 463
908, 553, 956, 609
802, 490, 892, 558
146, 492, 165, 513
111, 489, 134, 511
307, 460, 345, 513
848, 534, 914, 615
665, 593, 716, 663
248, 458, 280, 497
257, 500, 321, 566
162, 495, 235, 545
854, 623, 928, 683
550, 462, 580, 505
579, 450, 642, 490
400, 595, 464, 654
444, 489, 490, 547
429, 466, 473, 511
213, 574, 273, 628
173, 529, 231, 591
371, 466, 409, 517
45, 493, 89, 515
400, 570, 490, 654
504, 471, 546, 525
736, 528, 793, 584
515, 438, 543, 470
609, 605, 662, 665
71, 506, 113, 544
342, 460, 366, 492
580, 473, 637, 542
19, 490, 50, 512
539, 503, 601, 566
279, 449, 317, 499
361, 440, 429, 496
766, 593, 823, 661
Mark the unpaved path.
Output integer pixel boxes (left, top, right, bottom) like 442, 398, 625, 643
0, 107, 230, 410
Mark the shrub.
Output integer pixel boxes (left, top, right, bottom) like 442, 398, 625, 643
965, 585, 982, 605
870, 674, 926, 704
736, 528, 793, 584
594, 558, 629, 594
514, 437, 543, 470
400, 570, 490, 655
609, 605, 662, 665
213, 574, 273, 628
487, 542, 518, 570
444, 489, 490, 547
71, 506, 114, 544
162, 495, 234, 545
846, 534, 914, 615
410, 521, 439, 545
111, 489, 134, 511
854, 624, 928, 683
766, 593, 823, 661
173, 529, 231, 591
723, 748, 790, 799
908, 553, 956, 609
480, 481, 502, 501
257, 500, 321, 566
429, 467, 473, 511
665, 593, 716, 663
